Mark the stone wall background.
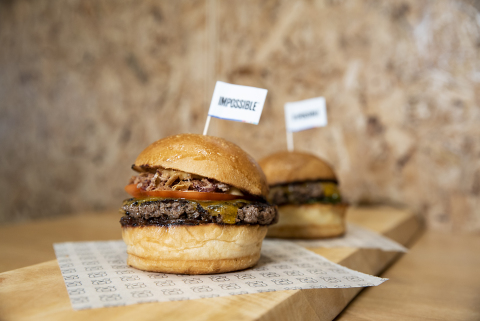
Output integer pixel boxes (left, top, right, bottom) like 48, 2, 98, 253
1, 0, 479, 232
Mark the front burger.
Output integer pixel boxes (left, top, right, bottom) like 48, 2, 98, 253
258, 151, 347, 239
120, 134, 278, 274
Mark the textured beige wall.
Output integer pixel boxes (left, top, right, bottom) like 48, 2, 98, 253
1, 0, 479, 232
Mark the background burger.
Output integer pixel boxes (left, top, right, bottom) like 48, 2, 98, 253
120, 134, 278, 274
258, 151, 347, 239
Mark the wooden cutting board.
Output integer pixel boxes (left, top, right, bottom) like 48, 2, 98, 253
0, 206, 421, 321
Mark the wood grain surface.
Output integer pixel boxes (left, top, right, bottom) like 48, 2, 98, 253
0, 211, 123, 273
0, 206, 420, 321
336, 231, 480, 321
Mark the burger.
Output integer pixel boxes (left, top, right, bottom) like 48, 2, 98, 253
119, 134, 278, 274
258, 151, 347, 239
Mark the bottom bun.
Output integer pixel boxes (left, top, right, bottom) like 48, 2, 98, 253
266, 203, 348, 239
122, 224, 268, 274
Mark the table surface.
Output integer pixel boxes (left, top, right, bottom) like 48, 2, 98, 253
0, 207, 479, 321
336, 229, 480, 321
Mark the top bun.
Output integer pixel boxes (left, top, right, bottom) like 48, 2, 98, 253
133, 134, 268, 198
258, 151, 337, 186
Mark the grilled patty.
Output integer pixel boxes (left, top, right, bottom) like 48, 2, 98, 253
120, 198, 278, 227
269, 181, 342, 205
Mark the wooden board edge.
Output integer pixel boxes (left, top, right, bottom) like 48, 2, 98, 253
258, 209, 422, 321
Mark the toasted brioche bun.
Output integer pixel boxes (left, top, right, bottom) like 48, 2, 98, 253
122, 224, 267, 274
266, 203, 347, 239
258, 151, 336, 185
133, 134, 267, 198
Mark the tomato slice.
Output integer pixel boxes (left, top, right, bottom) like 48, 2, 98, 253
124, 184, 245, 201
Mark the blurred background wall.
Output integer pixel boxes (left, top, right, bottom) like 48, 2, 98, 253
1, 0, 479, 232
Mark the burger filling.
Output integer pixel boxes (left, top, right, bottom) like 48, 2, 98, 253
121, 168, 278, 227
120, 198, 277, 227
269, 181, 342, 206
129, 168, 243, 195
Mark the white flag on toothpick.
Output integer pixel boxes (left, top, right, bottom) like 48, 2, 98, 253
206, 81, 268, 129
284, 97, 328, 151
284, 97, 327, 132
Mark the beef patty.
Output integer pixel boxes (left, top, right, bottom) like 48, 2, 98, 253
120, 198, 278, 227
269, 181, 342, 205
